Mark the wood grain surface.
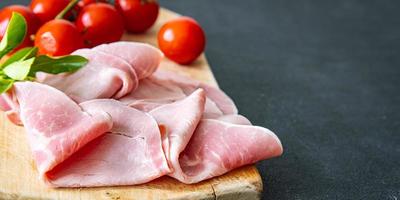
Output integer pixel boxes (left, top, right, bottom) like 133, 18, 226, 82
0, 8, 263, 200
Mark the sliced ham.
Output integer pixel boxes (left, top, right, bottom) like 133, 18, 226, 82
94, 42, 162, 79
119, 77, 186, 105
47, 99, 170, 187
152, 70, 238, 115
216, 114, 252, 125
176, 119, 283, 183
0, 41, 283, 187
150, 89, 206, 180
13, 82, 113, 180
43, 61, 132, 102
0, 91, 22, 125
0, 93, 12, 111
120, 73, 232, 118
39, 42, 162, 102
149, 89, 282, 184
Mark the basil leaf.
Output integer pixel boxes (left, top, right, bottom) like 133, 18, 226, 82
1, 47, 38, 69
0, 75, 14, 93
0, 13, 27, 58
3, 57, 35, 80
29, 55, 88, 75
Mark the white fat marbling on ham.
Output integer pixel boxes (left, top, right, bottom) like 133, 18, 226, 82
13, 82, 113, 179
46, 99, 170, 187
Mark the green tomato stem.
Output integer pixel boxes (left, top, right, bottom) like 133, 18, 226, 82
55, 0, 80, 20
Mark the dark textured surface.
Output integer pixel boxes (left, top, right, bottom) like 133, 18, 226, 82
1, 0, 400, 199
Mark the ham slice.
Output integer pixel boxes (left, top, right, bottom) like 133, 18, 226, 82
13, 82, 113, 180
120, 72, 233, 118
94, 42, 162, 79
39, 42, 162, 102
149, 89, 283, 183
0, 91, 22, 125
150, 89, 206, 179
46, 99, 170, 187
176, 119, 283, 183
152, 70, 238, 115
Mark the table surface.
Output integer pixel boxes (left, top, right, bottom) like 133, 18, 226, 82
1, 1, 399, 200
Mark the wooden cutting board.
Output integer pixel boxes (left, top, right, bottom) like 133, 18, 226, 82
0, 8, 263, 200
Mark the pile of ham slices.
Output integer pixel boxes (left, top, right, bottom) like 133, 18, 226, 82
0, 42, 283, 187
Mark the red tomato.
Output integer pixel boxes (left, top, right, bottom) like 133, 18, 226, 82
30, 0, 70, 24
158, 17, 206, 65
34, 19, 84, 56
115, 0, 159, 33
76, 3, 124, 47
74, 0, 108, 14
0, 5, 40, 51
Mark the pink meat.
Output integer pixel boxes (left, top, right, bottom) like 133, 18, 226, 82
0, 91, 23, 125
73, 49, 139, 98
149, 89, 282, 183
43, 61, 132, 103
152, 70, 238, 115
216, 114, 252, 125
150, 89, 206, 179
0, 91, 17, 111
0, 94, 12, 111
94, 42, 163, 79
13, 82, 113, 179
119, 77, 186, 104
38, 42, 161, 102
177, 119, 283, 183
119, 75, 228, 118
46, 99, 170, 187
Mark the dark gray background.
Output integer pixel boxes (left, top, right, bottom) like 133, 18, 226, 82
2, 1, 399, 199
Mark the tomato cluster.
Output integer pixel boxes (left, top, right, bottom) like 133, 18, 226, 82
0, 0, 207, 64
0, 0, 160, 57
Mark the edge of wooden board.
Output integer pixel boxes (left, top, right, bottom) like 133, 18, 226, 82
0, 8, 263, 200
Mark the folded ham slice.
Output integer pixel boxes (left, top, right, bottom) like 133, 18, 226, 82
150, 89, 206, 178
149, 89, 283, 184
94, 42, 162, 79
13, 82, 113, 180
177, 119, 282, 183
46, 99, 170, 187
39, 42, 162, 103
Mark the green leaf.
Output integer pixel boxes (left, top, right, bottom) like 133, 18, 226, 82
1, 47, 38, 69
3, 57, 35, 80
0, 13, 27, 58
0, 75, 14, 93
29, 55, 88, 75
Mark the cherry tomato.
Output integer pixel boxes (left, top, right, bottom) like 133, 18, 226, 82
115, 0, 159, 33
30, 0, 70, 24
74, 0, 108, 14
158, 17, 206, 65
76, 3, 124, 47
0, 5, 40, 51
35, 19, 84, 56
